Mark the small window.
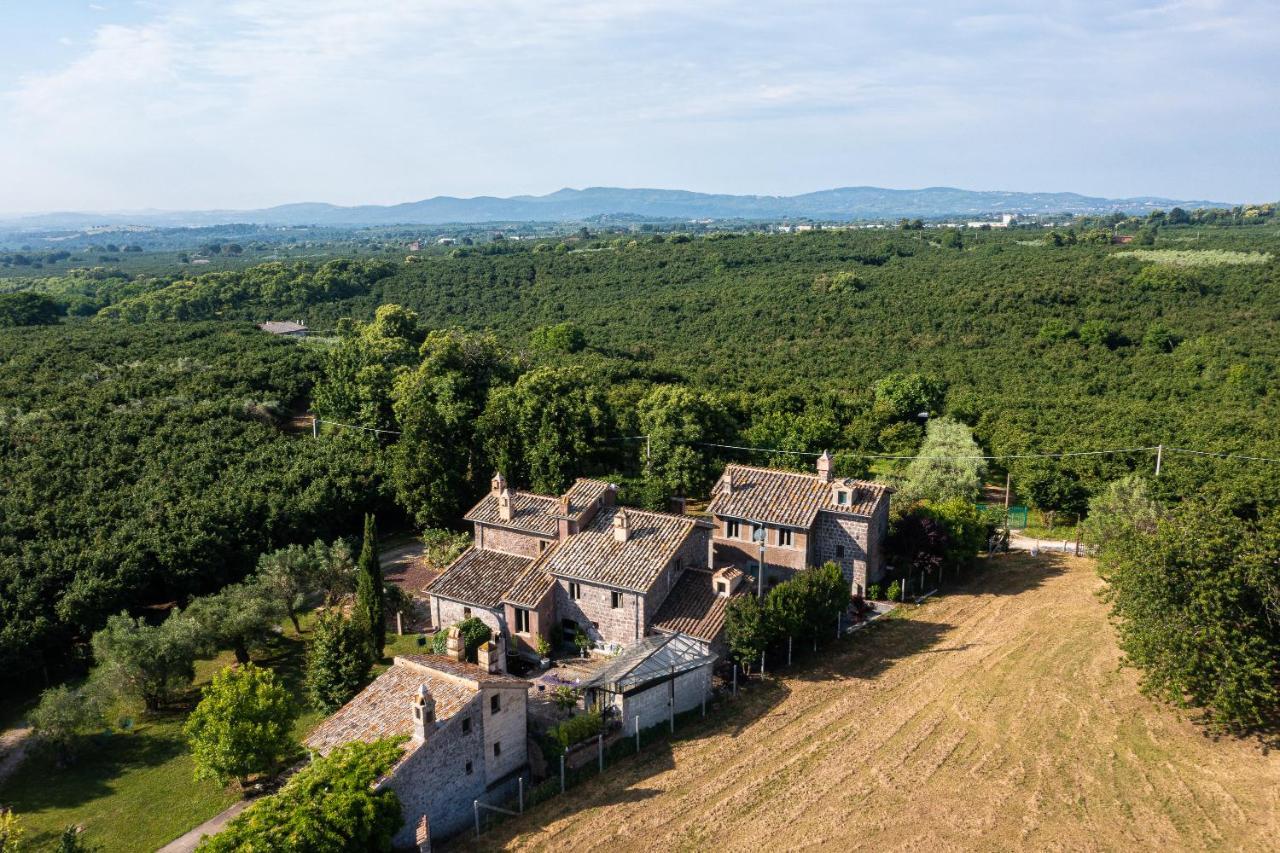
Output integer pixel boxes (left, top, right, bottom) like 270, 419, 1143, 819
462, 606, 472, 619
514, 608, 530, 634
490, 694, 501, 715
836, 545, 845, 558
568, 581, 582, 601
465, 760, 473, 775
779, 529, 793, 547
611, 591, 622, 609
716, 581, 727, 594
837, 491, 848, 505
493, 741, 502, 757
461, 716, 471, 734
725, 519, 740, 539
591, 621, 599, 630
538, 539, 549, 553
751, 523, 764, 542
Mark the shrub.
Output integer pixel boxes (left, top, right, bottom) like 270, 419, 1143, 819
535, 634, 552, 657
455, 618, 492, 662
29, 684, 105, 766
548, 710, 602, 750
867, 583, 883, 601
185, 664, 296, 788
305, 613, 372, 712
197, 739, 404, 852
552, 686, 579, 714
886, 580, 902, 602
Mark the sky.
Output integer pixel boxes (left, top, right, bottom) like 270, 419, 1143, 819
1, 0, 1277, 214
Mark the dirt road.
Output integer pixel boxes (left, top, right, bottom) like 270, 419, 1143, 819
455, 554, 1280, 852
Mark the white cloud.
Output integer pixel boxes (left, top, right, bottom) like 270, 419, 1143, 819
0, 0, 1276, 211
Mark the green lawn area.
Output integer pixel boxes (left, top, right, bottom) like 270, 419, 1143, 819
0, 615, 429, 851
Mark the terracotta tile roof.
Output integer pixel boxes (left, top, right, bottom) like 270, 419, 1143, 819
562, 479, 613, 519
464, 478, 615, 537
394, 654, 531, 688
650, 569, 742, 643
425, 548, 533, 609
707, 464, 890, 528
465, 491, 561, 537
502, 553, 555, 608
303, 658, 477, 755
541, 506, 697, 593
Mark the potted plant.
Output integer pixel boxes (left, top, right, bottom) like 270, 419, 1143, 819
574, 629, 591, 659
535, 634, 552, 669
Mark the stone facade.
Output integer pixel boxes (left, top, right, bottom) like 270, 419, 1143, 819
475, 522, 554, 558
434, 597, 505, 637
385, 682, 529, 847
809, 499, 889, 594
504, 592, 554, 657
553, 525, 711, 649
554, 578, 643, 647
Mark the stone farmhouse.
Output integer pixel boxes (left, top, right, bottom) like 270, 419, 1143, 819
706, 452, 891, 597
303, 629, 530, 847
425, 454, 890, 661
425, 473, 716, 657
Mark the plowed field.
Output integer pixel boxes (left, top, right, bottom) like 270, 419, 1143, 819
455, 553, 1280, 852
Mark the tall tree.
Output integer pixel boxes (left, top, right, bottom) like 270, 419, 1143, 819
255, 543, 323, 633
479, 367, 609, 494
354, 514, 385, 659
182, 581, 286, 665
1092, 501, 1280, 732
896, 417, 986, 505
390, 329, 516, 527
89, 612, 200, 712
305, 612, 372, 712
185, 664, 296, 789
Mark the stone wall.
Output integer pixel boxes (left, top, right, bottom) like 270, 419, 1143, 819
812, 511, 871, 594
642, 528, 710, 626
504, 591, 554, 658
480, 685, 528, 781
554, 578, 642, 647
388, 698, 488, 845
475, 523, 554, 558
433, 597, 505, 637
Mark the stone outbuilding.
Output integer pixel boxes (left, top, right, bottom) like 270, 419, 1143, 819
303, 629, 531, 847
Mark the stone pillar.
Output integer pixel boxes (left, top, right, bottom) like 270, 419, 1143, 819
445, 625, 465, 662
415, 814, 431, 852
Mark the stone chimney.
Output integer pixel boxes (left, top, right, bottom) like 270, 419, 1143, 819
612, 509, 631, 543
491, 472, 506, 495
497, 481, 514, 522
445, 625, 466, 662
556, 494, 574, 540
411, 683, 436, 743
722, 471, 733, 496
476, 638, 504, 674
816, 450, 833, 483
415, 815, 431, 853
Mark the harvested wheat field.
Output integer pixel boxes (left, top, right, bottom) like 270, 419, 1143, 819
455, 553, 1280, 853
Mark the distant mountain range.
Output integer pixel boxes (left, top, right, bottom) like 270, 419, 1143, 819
2, 186, 1232, 229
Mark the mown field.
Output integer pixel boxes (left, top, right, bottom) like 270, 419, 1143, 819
455, 554, 1280, 852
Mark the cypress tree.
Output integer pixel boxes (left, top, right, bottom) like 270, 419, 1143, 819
354, 513, 385, 660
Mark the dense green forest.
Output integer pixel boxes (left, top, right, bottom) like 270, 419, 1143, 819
0, 324, 384, 681
2, 217, 1279, 701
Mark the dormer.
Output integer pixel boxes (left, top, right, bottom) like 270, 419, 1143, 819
831, 480, 862, 510
612, 509, 631, 543
411, 683, 436, 743
712, 566, 744, 597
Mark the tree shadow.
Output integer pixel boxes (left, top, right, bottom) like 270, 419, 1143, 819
0, 719, 191, 813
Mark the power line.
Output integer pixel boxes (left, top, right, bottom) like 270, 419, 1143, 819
313, 417, 402, 436
1165, 447, 1280, 465
692, 440, 1161, 462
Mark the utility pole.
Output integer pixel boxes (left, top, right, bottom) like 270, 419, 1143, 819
1155, 444, 1163, 477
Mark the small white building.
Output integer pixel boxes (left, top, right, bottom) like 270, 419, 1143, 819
578, 632, 715, 733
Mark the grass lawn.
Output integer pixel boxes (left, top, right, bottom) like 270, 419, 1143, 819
0, 612, 424, 851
